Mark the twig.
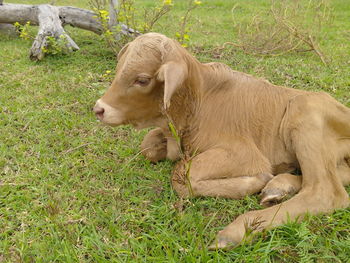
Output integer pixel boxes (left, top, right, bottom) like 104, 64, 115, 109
270, 6, 327, 65
21, 117, 33, 131
63, 142, 94, 154
64, 218, 86, 225
227, 1, 330, 64
308, 35, 327, 65
177, 0, 198, 44
120, 146, 153, 171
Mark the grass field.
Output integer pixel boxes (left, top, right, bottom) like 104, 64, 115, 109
1, 0, 350, 262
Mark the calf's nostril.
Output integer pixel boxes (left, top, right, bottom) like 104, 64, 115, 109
93, 106, 105, 115
93, 106, 105, 120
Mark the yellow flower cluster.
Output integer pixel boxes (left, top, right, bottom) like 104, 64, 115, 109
14, 21, 32, 40
163, 0, 172, 5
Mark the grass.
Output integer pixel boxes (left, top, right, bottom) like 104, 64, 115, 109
1, 0, 350, 262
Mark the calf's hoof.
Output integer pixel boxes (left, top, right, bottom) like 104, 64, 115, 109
259, 174, 301, 207
208, 231, 238, 250
260, 188, 288, 207
208, 219, 247, 250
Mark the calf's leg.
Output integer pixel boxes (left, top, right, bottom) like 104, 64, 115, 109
210, 97, 350, 249
172, 145, 273, 199
260, 163, 350, 207
141, 128, 167, 163
141, 128, 180, 162
337, 159, 350, 185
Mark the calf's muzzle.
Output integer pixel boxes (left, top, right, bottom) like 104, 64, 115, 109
93, 104, 105, 120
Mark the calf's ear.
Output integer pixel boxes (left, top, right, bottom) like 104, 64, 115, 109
157, 61, 188, 109
117, 43, 130, 60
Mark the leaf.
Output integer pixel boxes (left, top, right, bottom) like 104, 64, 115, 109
168, 121, 181, 146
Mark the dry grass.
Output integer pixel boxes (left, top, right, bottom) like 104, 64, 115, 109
227, 0, 332, 64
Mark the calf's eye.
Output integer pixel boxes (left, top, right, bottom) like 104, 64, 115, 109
135, 77, 151, 86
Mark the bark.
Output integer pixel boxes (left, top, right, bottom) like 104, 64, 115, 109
0, 1, 15, 36
0, 1, 17, 36
58, 6, 103, 34
0, 23, 17, 36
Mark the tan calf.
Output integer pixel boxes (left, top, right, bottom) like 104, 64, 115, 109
93, 33, 350, 249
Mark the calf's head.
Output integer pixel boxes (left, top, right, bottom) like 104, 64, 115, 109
93, 33, 188, 129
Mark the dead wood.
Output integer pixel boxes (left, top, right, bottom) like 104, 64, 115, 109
0, 23, 17, 36
0, 1, 132, 60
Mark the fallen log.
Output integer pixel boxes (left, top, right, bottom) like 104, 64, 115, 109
0, 2, 133, 60
0, 0, 16, 36
0, 23, 17, 36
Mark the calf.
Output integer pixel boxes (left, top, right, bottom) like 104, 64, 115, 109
93, 33, 350, 249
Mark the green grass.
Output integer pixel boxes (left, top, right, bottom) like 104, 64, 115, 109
1, 0, 350, 262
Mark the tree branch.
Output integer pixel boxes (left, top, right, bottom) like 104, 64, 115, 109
108, 0, 118, 29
